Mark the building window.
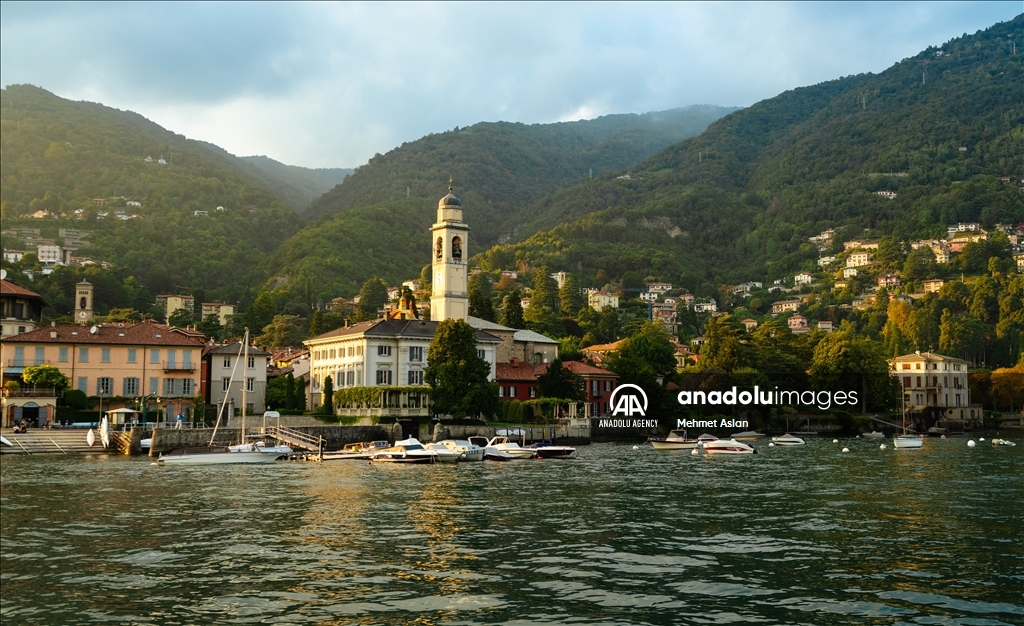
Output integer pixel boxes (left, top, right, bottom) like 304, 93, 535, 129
97, 377, 113, 396
123, 377, 139, 396
410, 346, 423, 362
378, 345, 392, 357
149, 377, 159, 395
127, 349, 137, 363
184, 351, 192, 369
529, 387, 536, 398
477, 349, 485, 359
79, 348, 89, 363
59, 347, 69, 362
376, 370, 392, 385
605, 380, 612, 392
346, 371, 354, 385
183, 379, 193, 396
78, 377, 88, 393
13, 347, 24, 366
101, 348, 111, 363
348, 346, 355, 357
223, 356, 231, 368
34, 346, 45, 365
509, 386, 516, 398
222, 377, 230, 391
408, 370, 423, 385
151, 349, 159, 364
357, 346, 363, 356
248, 356, 255, 368
498, 386, 505, 397
246, 378, 254, 393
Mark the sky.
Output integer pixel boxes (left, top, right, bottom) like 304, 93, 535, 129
1, 2, 1020, 169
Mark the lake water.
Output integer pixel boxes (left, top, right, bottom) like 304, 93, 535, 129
2, 437, 1022, 625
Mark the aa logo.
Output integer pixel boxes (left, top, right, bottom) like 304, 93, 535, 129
610, 384, 648, 417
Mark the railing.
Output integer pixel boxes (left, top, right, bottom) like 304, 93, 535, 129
2, 386, 57, 397
163, 362, 196, 372
7, 359, 52, 367
263, 425, 322, 451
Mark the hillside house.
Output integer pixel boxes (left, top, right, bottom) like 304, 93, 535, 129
847, 252, 874, 268
771, 300, 801, 314
588, 291, 619, 312
794, 272, 813, 286
787, 315, 808, 330
923, 279, 945, 294
692, 299, 718, 313
878, 274, 901, 289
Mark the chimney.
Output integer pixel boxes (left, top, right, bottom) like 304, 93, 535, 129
344, 319, 350, 328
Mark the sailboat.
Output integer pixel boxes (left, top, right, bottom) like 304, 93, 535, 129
157, 330, 279, 465
893, 390, 923, 450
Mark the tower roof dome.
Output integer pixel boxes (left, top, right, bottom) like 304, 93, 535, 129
438, 177, 462, 209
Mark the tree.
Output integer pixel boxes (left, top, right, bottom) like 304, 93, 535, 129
357, 276, 388, 317
310, 310, 346, 337
196, 313, 223, 341
810, 331, 895, 413
322, 375, 334, 415
536, 359, 584, 401
699, 315, 752, 372
623, 321, 678, 379
500, 290, 525, 329
903, 246, 937, 282
22, 364, 70, 391
104, 308, 142, 322
468, 273, 495, 321
168, 307, 194, 327
559, 273, 586, 317
256, 315, 307, 348
530, 267, 558, 310
425, 319, 498, 419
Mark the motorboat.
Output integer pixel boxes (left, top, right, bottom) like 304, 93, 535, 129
771, 433, 806, 446
370, 438, 440, 464
927, 426, 948, 437
140, 437, 152, 450
468, 436, 515, 461
893, 434, 924, 449
648, 429, 700, 450
487, 436, 538, 459
862, 431, 885, 438
731, 431, 767, 441
156, 447, 279, 465
437, 439, 485, 462
528, 442, 577, 459
991, 438, 1016, 447
701, 438, 756, 455
695, 433, 719, 448
423, 442, 464, 463
323, 441, 391, 460
229, 440, 294, 458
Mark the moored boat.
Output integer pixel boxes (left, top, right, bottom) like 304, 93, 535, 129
322, 441, 391, 460
487, 436, 537, 459
528, 442, 577, 459
732, 430, 767, 441
893, 434, 924, 449
467, 436, 515, 461
648, 429, 700, 450
991, 438, 1016, 447
157, 447, 279, 465
438, 439, 485, 462
702, 438, 756, 455
371, 438, 440, 464
771, 433, 806, 446
423, 442, 464, 463
862, 431, 885, 438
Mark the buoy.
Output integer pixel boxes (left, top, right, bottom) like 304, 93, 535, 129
940, 434, 946, 439
979, 437, 985, 441
768, 442, 775, 447
856, 435, 861, 438
833, 439, 839, 443
691, 448, 698, 455
880, 443, 886, 450
842, 447, 850, 453
632, 445, 639, 450
967, 440, 976, 447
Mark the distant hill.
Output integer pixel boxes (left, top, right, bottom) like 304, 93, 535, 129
305, 105, 738, 244
487, 15, 1024, 291
0, 85, 303, 301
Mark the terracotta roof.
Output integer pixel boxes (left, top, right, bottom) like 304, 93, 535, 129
0, 279, 47, 304
2, 322, 203, 346
536, 360, 618, 378
496, 360, 538, 381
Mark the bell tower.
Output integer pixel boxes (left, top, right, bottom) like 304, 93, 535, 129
430, 178, 470, 322
74, 280, 94, 324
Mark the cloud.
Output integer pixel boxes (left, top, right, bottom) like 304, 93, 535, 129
1, 1, 1019, 168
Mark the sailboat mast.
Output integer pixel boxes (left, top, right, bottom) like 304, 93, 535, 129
241, 329, 249, 446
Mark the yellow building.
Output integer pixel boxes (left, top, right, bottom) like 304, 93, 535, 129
156, 294, 195, 320
201, 302, 236, 325
1, 322, 204, 427
889, 351, 977, 421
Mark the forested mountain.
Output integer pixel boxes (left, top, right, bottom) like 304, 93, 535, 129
239, 156, 352, 211
488, 16, 1023, 292
305, 105, 738, 240
0, 85, 302, 302
268, 105, 737, 298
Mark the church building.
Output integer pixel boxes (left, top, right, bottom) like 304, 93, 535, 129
305, 183, 555, 416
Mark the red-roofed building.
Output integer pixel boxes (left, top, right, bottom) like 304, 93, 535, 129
496, 358, 538, 400
536, 360, 619, 416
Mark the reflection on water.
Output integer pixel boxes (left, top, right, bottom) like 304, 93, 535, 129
2, 438, 1022, 625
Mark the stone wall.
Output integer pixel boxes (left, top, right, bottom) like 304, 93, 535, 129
434, 423, 590, 445
149, 424, 403, 455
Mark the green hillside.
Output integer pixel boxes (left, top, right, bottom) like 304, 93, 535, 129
239, 155, 352, 211
305, 105, 738, 242
494, 16, 1024, 290
0, 84, 302, 302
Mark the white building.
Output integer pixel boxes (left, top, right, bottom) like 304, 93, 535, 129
588, 291, 619, 311
794, 272, 813, 286
847, 252, 874, 268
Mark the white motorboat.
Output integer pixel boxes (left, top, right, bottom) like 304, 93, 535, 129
487, 436, 537, 459
528, 442, 577, 459
732, 430, 767, 441
229, 440, 294, 458
702, 438, 756, 455
771, 433, 806, 446
467, 436, 515, 461
140, 437, 151, 450
371, 438, 440, 464
649, 429, 700, 450
157, 447, 279, 465
322, 441, 391, 460
438, 439, 485, 462
423, 442, 463, 463
862, 431, 885, 438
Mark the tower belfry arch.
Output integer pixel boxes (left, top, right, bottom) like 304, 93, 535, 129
430, 178, 470, 322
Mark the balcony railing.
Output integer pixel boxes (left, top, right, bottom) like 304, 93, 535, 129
163, 362, 196, 372
2, 386, 57, 398
6, 360, 51, 367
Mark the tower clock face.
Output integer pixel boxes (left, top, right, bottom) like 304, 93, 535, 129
78, 311, 87, 319
435, 272, 442, 286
